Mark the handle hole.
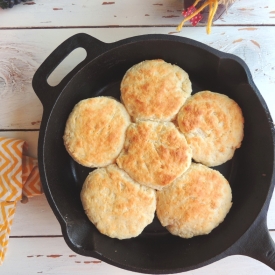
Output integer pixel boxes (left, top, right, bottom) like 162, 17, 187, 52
47, 47, 87, 87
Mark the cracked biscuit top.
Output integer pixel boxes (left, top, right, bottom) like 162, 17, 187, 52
80, 164, 156, 239
116, 120, 192, 190
63, 97, 130, 168
156, 163, 232, 239
177, 91, 244, 167
120, 59, 192, 122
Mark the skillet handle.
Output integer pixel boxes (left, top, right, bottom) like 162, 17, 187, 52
32, 33, 107, 109
235, 216, 275, 270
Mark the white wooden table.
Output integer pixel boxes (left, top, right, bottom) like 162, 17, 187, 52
0, 0, 275, 274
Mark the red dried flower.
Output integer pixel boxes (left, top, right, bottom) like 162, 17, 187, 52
182, 5, 203, 26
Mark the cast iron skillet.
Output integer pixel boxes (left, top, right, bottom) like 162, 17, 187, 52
32, 33, 275, 273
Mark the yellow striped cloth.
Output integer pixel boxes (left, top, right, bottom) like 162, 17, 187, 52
0, 137, 43, 265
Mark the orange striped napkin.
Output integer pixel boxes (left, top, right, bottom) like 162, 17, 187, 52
0, 137, 43, 265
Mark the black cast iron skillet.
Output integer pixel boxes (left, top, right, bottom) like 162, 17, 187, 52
32, 33, 275, 273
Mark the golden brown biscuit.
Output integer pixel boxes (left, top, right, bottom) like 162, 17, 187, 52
80, 164, 156, 239
120, 59, 192, 122
63, 97, 130, 167
177, 91, 244, 166
116, 120, 192, 190
157, 163, 232, 238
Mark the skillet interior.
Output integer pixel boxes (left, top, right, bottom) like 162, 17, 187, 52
42, 39, 274, 272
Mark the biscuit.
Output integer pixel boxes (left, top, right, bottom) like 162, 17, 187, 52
63, 97, 130, 167
156, 163, 232, 238
116, 120, 192, 190
80, 164, 156, 239
177, 91, 244, 166
120, 59, 192, 122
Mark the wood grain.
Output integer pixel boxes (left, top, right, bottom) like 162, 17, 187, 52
0, 0, 275, 28
0, 2, 275, 273
0, 27, 274, 129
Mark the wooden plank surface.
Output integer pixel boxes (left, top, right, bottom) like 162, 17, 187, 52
0, 27, 275, 130
1, 1, 275, 273
2, 233, 275, 274
0, 0, 275, 28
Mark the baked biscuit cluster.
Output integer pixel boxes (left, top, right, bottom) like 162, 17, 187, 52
63, 59, 244, 240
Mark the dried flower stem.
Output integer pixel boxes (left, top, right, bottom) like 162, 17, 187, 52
177, 1, 210, 31
177, 0, 233, 34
